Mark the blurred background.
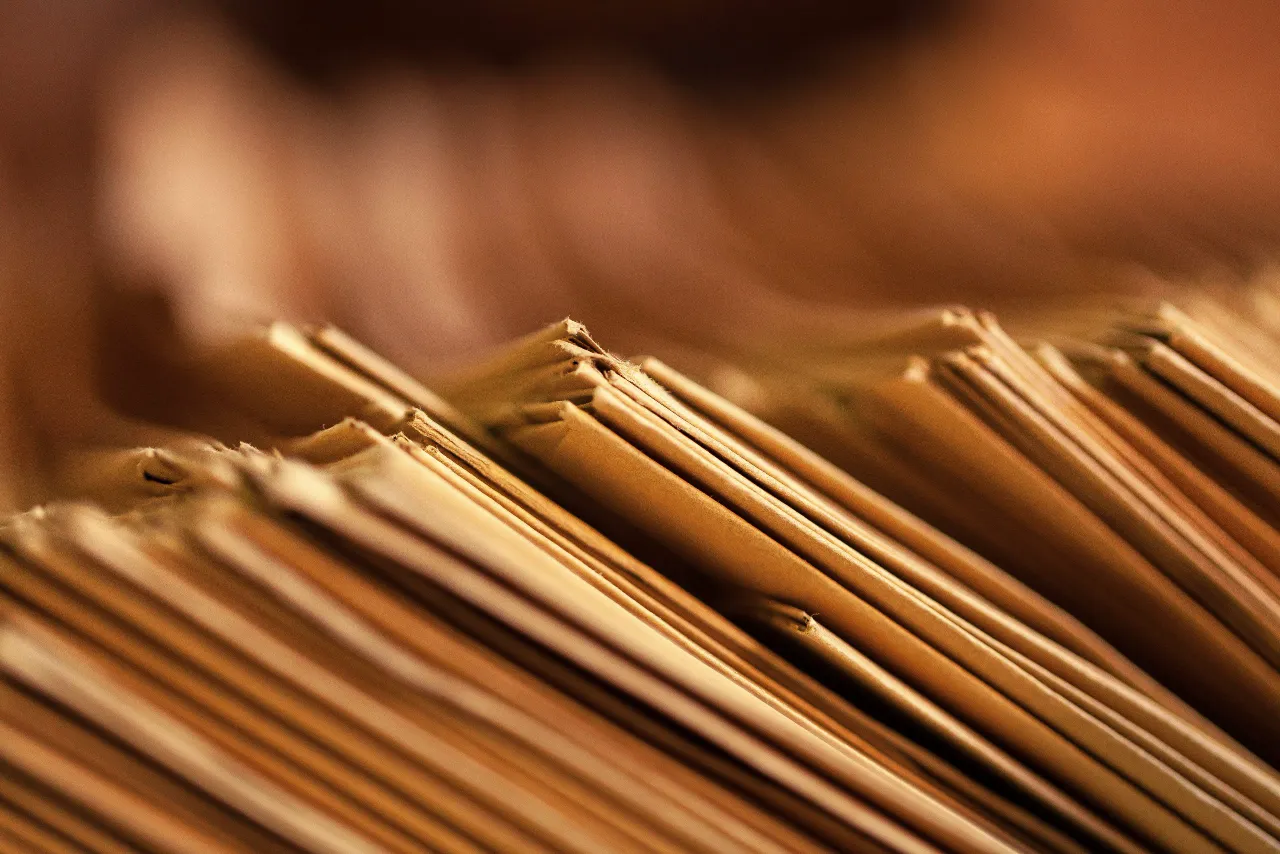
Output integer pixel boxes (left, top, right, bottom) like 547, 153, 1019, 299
2, 0, 1280, 507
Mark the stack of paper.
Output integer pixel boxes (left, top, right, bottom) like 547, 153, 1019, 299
3, 302, 1280, 853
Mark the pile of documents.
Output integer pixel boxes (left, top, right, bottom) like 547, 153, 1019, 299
4, 298, 1280, 853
